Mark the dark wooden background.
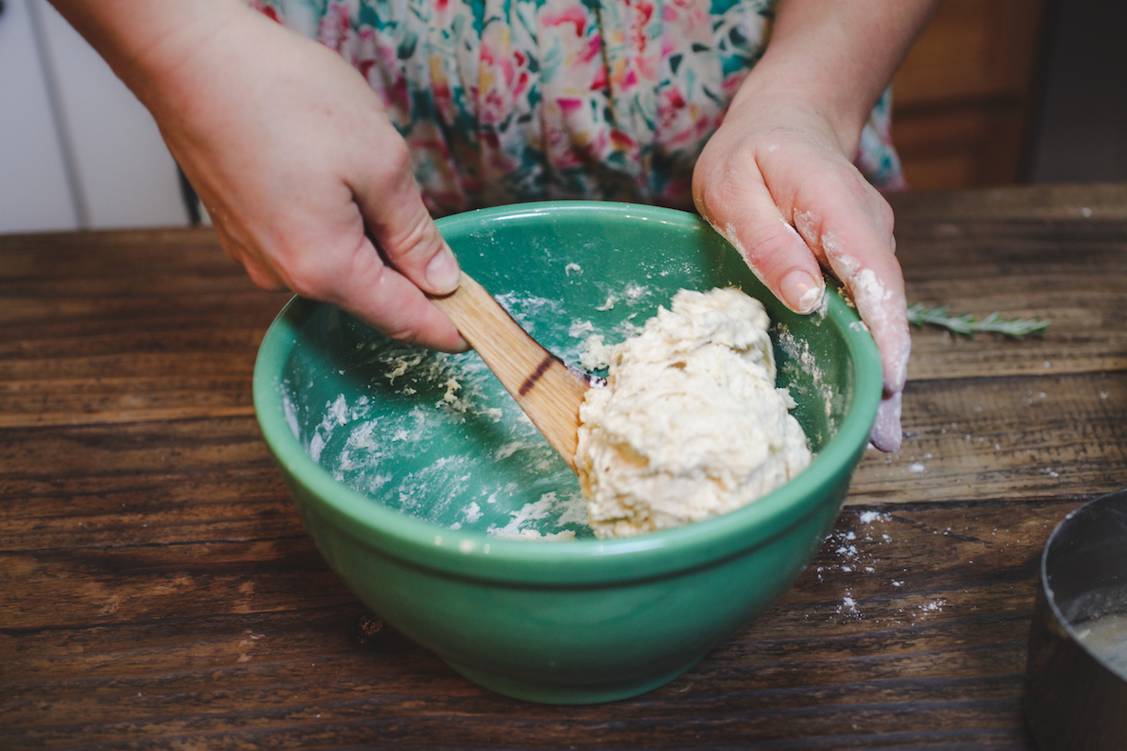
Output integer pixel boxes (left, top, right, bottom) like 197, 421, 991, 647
2, 184, 1125, 749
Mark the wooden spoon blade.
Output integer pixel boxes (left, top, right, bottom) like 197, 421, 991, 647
431, 274, 589, 471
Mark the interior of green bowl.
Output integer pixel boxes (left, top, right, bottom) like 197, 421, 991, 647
268, 202, 878, 542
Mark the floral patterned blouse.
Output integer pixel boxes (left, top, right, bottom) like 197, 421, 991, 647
252, 0, 905, 216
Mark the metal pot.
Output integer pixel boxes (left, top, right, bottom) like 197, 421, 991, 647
1025, 489, 1127, 750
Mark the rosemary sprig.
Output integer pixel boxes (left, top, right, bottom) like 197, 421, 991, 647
907, 303, 1050, 338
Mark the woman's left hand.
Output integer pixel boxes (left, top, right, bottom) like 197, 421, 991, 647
692, 92, 910, 452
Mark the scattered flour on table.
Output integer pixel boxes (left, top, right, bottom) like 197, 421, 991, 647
837, 590, 862, 620
819, 511, 962, 624
859, 510, 891, 525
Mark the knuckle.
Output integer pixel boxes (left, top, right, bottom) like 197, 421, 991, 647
369, 140, 413, 190
694, 167, 732, 222
385, 325, 423, 346
743, 223, 796, 270
384, 209, 441, 264
283, 250, 335, 298
852, 173, 895, 235
875, 197, 895, 237
693, 142, 754, 219
690, 168, 711, 216
349, 244, 389, 288
245, 265, 281, 291
718, 143, 757, 191
829, 164, 873, 205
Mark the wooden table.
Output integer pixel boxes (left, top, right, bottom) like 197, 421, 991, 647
2, 184, 1125, 749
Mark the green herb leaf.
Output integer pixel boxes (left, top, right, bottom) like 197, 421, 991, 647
907, 304, 1049, 338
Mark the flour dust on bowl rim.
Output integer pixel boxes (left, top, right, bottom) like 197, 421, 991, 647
252, 201, 882, 704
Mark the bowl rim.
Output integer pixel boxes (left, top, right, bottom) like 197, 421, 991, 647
252, 201, 883, 583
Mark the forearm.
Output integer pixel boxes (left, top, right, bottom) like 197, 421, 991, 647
48, 0, 245, 105
732, 0, 939, 152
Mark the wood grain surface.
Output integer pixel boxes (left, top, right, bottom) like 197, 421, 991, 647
2, 184, 1125, 750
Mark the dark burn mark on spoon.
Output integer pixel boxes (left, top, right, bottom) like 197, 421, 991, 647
519, 354, 557, 396
483, 289, 593, 392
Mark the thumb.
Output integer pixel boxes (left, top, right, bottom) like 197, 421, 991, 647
354, 145, 462, 296
695, 177, 825, 314
330, 235, 467, 353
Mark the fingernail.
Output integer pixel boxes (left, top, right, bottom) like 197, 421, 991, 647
425, 246, 461, 293
780, 269, 823, 313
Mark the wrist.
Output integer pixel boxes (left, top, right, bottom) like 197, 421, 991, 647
50, 0, 247, 110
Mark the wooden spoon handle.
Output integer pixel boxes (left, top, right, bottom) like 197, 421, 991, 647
431, 274, 588, 470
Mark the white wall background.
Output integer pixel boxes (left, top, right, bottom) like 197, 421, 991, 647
1, 0, 189, 232
0, 0, 77, 232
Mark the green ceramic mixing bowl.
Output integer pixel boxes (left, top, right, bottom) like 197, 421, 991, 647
253, 201, 882, 704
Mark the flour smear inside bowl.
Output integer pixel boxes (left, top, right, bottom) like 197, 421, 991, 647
282, 280, 817, 540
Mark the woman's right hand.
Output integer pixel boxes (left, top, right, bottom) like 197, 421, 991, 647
61, 0, 466, 351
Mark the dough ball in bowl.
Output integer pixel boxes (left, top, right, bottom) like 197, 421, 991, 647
576, 287, 814, 538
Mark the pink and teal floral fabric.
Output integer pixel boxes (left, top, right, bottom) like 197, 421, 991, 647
252, 0, 905, 215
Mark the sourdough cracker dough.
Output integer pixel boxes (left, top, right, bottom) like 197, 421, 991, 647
575, 288, 812, 538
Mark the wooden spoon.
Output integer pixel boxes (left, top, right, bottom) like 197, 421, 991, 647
430, 273, 590, 471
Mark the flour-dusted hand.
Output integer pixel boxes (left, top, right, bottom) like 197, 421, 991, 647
688, 0, 938, 452
51, 0, 465, 352
693, 94, 909, 451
